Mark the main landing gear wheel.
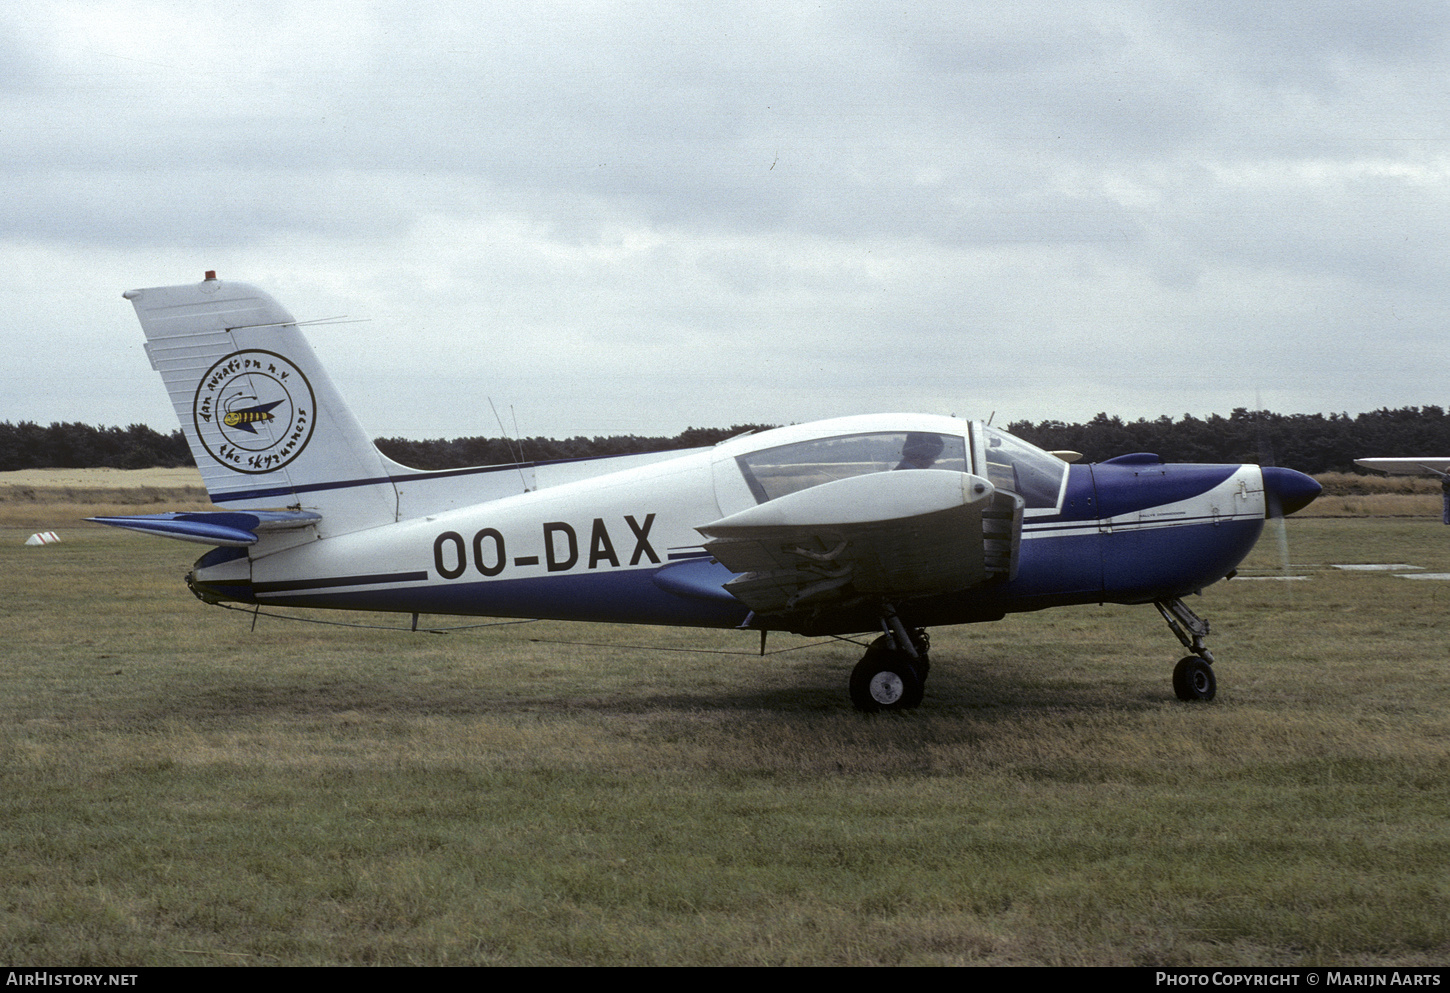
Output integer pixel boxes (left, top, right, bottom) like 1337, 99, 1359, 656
850, 652, 925, 712
1172, 655, 1216, 702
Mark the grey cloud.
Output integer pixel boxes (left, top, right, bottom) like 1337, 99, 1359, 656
4, 0, 1450, 437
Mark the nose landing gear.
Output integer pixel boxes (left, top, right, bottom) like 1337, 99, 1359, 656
1155, 597, 1217, 702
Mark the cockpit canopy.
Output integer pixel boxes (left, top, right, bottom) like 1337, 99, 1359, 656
733, 423, 1067, 512
736, 431, 968, 503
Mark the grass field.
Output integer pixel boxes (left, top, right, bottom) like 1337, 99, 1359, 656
3, 500, 1449, 965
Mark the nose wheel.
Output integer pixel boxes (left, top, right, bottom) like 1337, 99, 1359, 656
1155, 598, 1217, 702
1172, 655, 1216, 702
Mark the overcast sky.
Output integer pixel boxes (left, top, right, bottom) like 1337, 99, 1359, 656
3, 1, 1448, 440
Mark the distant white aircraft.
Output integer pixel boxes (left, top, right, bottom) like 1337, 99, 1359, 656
93, 274, 1321, 709
1354, 458, 1450, 524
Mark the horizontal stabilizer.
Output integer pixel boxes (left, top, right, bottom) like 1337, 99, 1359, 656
88, 510, 322, 547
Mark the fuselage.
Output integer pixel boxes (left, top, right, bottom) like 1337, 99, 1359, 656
188, 413, 1295, 636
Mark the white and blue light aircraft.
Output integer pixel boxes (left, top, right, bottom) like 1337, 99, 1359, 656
94, 274, 1322, 710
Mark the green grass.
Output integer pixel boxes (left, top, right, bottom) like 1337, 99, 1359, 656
2, 519, 1448, 965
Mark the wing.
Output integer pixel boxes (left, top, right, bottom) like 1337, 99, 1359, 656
697, 469, 1022, 615
1356, 456, 1450, 525
1355, 457, 1450, 476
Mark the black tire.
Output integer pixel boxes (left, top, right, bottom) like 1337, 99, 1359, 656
1172, 655, 1216, 702
850, 651, 925, 712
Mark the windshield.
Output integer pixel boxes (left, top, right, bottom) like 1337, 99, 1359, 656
737, 431, 969, 503
981, 425, 1066, 509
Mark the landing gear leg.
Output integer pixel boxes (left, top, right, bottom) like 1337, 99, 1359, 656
849, 605, 929, 712
1154, 598, 1217, 702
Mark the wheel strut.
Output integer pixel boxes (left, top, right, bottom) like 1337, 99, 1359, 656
1154, 597, 1215, 665
879, 602, 920, 660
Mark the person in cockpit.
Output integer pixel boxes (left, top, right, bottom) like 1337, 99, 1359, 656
896, 432, 945, 470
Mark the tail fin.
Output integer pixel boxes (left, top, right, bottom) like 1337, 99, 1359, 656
125, 274, 397, 537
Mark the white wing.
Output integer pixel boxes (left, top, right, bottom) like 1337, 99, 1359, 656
697, 470, 1022, 615
1355, 458, 1450, 476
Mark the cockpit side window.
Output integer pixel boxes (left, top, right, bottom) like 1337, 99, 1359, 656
981, 425, 1067, 509
736, 432, 968, 503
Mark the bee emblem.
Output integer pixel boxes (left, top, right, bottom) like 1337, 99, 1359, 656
222, 395, 284, 433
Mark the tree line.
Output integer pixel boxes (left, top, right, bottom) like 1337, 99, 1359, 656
1002, 407, 1450, 473
4, 407, 1450, 474
370, 425, 776, 470
0, 421, 192, 470
0, 420, 773, 473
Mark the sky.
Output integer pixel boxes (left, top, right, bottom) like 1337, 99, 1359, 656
3, 1, 1449, 440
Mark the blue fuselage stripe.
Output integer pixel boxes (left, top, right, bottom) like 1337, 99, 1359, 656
257, 568, 751, 628
255, 571, 430, 594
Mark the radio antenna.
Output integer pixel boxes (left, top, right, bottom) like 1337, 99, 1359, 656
488, 396, 530, 491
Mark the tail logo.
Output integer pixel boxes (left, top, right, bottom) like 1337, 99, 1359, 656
193, 350, 316, 474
